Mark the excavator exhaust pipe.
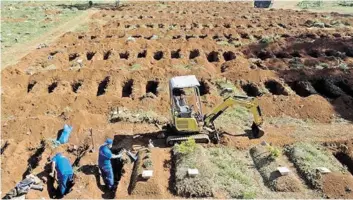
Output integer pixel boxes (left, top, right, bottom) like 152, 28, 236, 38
251, 122, 264, 138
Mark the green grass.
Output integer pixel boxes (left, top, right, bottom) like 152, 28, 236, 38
296, 1, 353, 14
315, 62, 329, 69
214, 79, 242, 96
173, 64, 192, 70
259, 36, 274, 45
174, 145, 257, 198
216, 41, 231, 46
130, 64, 141, 71
109, 107, 168, 124
174, 138, 197, 155
289, 57, 304, 69
1, 1, 83, 49
338, 0, 353, 6
297, 0, 323, 9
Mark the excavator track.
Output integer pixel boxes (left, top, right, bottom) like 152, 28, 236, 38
166, 133, 210, 146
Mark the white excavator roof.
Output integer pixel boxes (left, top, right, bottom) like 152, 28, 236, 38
170, 75, 200, 89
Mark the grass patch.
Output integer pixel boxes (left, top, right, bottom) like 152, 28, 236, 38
289, 57, 305, 69
297, 0, 323, 9
173, 64, 192, 70
1, 1, 83, 49
130, 64, 141, 71
216, 41, 231, 46
214, 78, 242, 96
315, 62, 329, 69
174, 138, 197, 155
285, 142, 347, 189
109, 107, 168, 124
173, 144, 257, 198
338, 0, 353, 6
259, 36, 274, 45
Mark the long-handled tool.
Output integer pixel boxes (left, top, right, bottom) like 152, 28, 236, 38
126, 150, 138, 162
89, 128, 95, 153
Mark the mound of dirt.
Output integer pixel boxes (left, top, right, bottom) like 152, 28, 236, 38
285, 142, 347, 189
322, 173, 353, 199
250, 145, 302, 192
129, 148, 172, 198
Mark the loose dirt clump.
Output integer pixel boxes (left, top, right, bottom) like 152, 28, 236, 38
322, 173, 353, 199
250, 145, 302, 192
128, 148, 172, 198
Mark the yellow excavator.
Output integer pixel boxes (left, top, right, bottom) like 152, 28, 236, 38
164, 75, 264, 146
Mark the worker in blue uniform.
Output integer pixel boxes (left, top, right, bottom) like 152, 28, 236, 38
50, 153, 74, 197
98, 138, 124, 190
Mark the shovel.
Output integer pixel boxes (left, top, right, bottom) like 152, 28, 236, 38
126, 150, 138, 162
89, 128, 95, 153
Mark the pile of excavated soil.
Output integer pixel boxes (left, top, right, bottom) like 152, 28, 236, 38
322, 173, 353, 199
128, 148, 173, 198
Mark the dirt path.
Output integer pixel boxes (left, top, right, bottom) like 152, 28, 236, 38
1, 9, 98, 70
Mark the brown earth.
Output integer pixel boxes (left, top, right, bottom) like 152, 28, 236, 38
2, 1, 353, 199
322, 173, 353, 199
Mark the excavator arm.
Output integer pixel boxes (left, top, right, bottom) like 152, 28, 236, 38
204, 95, 264, 138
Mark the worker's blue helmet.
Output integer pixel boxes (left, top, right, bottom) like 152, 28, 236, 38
105, 138, 113, 145
55, 152, 63, 157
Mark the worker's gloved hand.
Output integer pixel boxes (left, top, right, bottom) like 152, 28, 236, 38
112, 153, 122, 159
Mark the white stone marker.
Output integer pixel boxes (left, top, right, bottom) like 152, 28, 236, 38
188, 169, 199, 177
142, 170, 153, 179
316, 167, 331, 174
277, 167, 290, 176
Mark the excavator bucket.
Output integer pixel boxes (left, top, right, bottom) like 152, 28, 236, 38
251, 122, 264, 138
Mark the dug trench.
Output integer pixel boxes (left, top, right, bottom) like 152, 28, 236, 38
22, 140, 46, 179
110, 134, 173, 199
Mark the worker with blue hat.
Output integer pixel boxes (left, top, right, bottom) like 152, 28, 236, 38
50, 153, 74, 197
98, 138, 124, 190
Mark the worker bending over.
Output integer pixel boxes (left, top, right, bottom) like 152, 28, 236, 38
98, 139, 125, 190
50, 153, 75, 197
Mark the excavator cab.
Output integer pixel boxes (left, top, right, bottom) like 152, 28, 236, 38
169, 75, 203, 133
254, 0, 272, 8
